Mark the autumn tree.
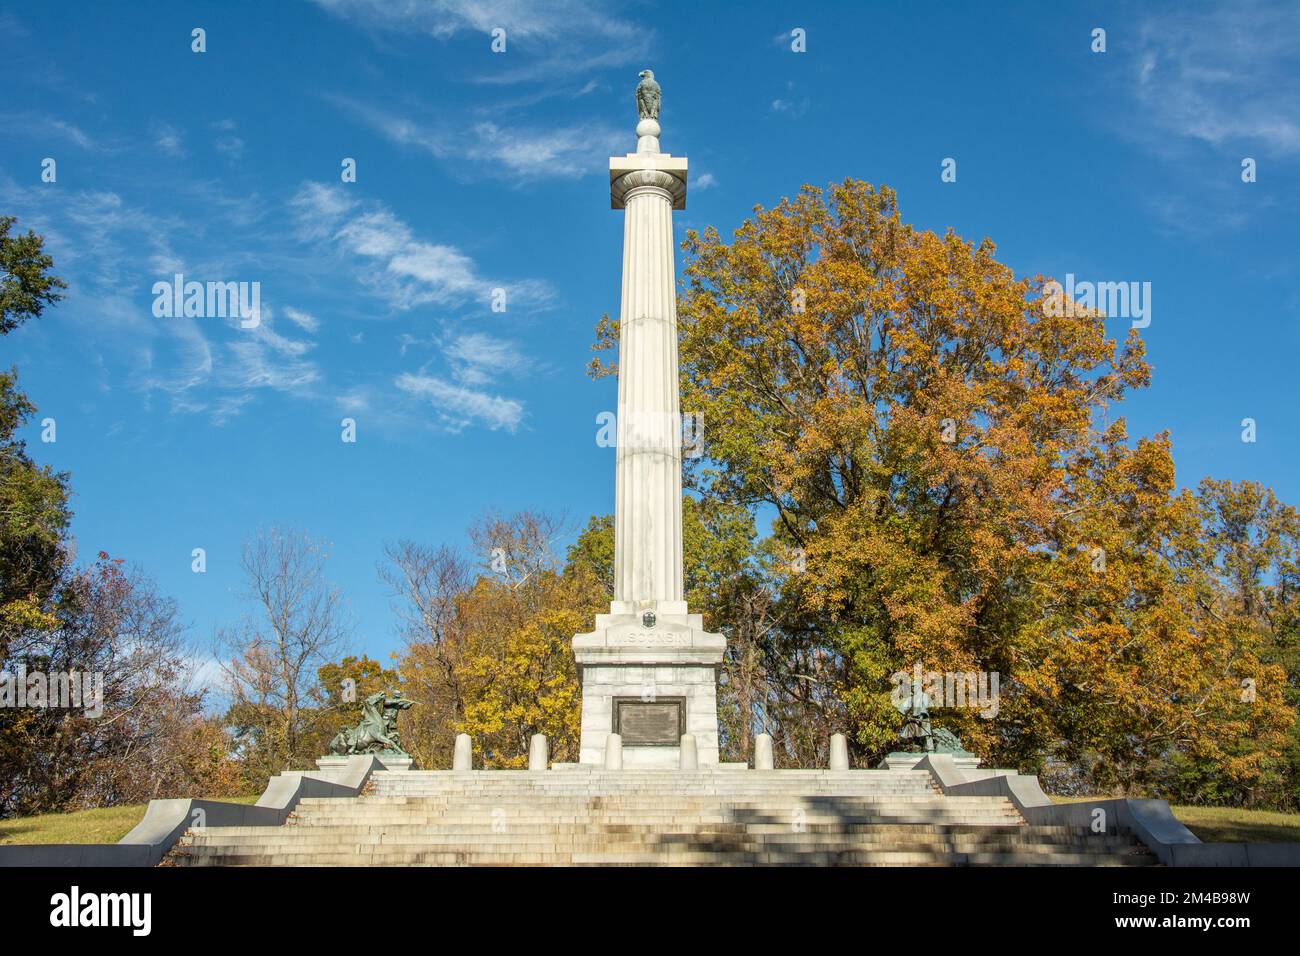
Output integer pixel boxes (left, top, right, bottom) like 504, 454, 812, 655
0, 555, 229, 815
0, 217, 69, 660
0, 219, 244, 813
591, 178, 1292, 791
218, 528, 351, 786
0, 370, 71, 658
1156, 479, 1300, 806
381, 541, 472, 768
392, 512, 605, 768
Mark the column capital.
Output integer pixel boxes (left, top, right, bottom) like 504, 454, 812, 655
609, 154, 688, 210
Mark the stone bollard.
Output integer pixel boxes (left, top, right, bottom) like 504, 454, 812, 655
829, 733, 849, 771
754, 733, 774, 770
679, 734, 698, 770
528, 733, 549, 771
453, 733, 473, 771
604, 733, 623, 770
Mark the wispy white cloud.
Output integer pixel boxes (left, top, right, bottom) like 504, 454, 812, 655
0, 174, 325, 422
311, 0, 650, 84
1115, 4, 1300, 237
0, 112, 97, 149
212, 119, 246, 159
1132, 4, 1300, 155
206, 394, 256, 427
338, 386, 371, 414
395, 371, 524, 432
289, 180, 551, 310
443, 330, 531, 385
141, 314, 214, 397
771, 96, 809, 118
313, 0, 621, 39
252, 317, 315, 358
151, 120, 185, 157
469, 119, 625, 177
215, 135, 245, 159
224, 338, 320, 391
394, 330, 533, 428
328, 95, 626, 180
213, 305, 322, 407
55, 189, 183, 279
283, 306, 321, 333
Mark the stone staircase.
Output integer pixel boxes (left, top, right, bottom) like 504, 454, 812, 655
169, 769, 1155, 866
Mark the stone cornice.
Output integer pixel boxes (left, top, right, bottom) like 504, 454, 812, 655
612, 168, 687, 207
609, 152, 688, 210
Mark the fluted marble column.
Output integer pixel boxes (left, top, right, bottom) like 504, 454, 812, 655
611, 126, 687, 612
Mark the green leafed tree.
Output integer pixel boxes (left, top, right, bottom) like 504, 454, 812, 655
0, 216, 70, 659
0, 215, 66, 336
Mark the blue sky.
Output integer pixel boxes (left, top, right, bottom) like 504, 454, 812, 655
2, 0, 1298, 687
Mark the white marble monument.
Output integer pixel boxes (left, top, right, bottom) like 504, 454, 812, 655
572, 71, 726, 769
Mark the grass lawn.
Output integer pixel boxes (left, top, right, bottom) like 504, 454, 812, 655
0, 794, 261, 846
1050, 795, 1300, 843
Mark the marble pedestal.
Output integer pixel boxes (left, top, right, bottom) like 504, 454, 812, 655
316, 754, 413, 772
573, 603, 725, 767
879, 751, 982, 773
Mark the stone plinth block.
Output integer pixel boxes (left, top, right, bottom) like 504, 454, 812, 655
679, 734, 698, 770
829, 734, 849, 771
604, 733, 623, 770
754, 733, 774, 770
529, 734, 548, 771
453, 733, 473, 771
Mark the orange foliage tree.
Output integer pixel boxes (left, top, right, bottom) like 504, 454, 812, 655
589, 179, 1293, 795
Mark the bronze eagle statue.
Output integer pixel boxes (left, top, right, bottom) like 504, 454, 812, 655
636, 69, 661, 120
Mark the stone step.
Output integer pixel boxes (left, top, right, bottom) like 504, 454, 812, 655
366, 790, 938, 797
365, 790, 940, 797
172, 834, 1144, 850
368, 770, 937, 777
173, 849, 1154, 867
283, 816, 1026, 828
282, 811, 1024, 827
194, 821, 1067, 838
300, 800, 1016, 809
180, 834, 1138, 851
364, 780, 935, 790
164, 769, 1157, 867
298, 799, 1015, 808
359, 784, 941, 792
362, 792, 940, 801
364, 785, 935, 790
175, 853, 1149, 868
284, 818, 1030, 829
304, 808, 1018, 815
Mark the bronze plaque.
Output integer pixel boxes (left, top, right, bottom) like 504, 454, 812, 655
614, 698, 684, 746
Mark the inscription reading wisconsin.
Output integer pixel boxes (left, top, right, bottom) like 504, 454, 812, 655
614, 699, 683, 746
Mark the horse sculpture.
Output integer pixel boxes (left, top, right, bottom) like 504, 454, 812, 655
329, 690, 414, 756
